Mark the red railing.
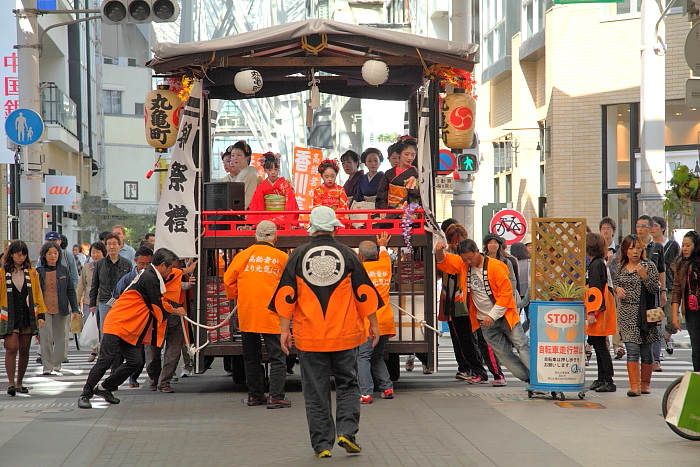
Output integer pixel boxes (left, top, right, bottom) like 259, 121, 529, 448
201, 209, 426, 237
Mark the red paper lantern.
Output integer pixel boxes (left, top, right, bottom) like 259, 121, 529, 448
441, 92, 476, 149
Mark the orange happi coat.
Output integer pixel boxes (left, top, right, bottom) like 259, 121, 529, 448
223, 242, 288, 334
270, 235, 382, 352
362, 249, 396, 337
103, 266, 183, 347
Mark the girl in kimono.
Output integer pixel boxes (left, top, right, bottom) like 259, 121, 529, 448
247, 152, 299, 228
376, 136, 421, 211
312, 159, 348, 211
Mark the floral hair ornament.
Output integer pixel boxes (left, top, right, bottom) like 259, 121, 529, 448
318, 158, 340, 173
259, 151, 279, 165
398, 135, 418, 144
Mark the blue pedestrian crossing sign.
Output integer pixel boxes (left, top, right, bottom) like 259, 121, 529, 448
5, 108, 44, 145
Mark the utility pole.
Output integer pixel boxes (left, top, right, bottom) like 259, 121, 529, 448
15, 1, 44, 257
450, 0, 475, 236
638, 0, 666, 217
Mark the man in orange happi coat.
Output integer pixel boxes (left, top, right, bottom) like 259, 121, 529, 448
224, 220, 290, 408
78, 248, 186, 409
356, 233, 396, 404
270, 206, 381, 458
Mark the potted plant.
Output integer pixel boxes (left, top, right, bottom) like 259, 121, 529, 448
544, 281, 586, 301
664, 165, 700, 230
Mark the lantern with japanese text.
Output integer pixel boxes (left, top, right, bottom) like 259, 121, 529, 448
440, 91, 476, 149
144, 85, 182, 152
234, 69, 263, 95
361, 59, 389, 86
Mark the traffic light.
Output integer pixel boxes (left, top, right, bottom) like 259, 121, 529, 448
101, 0, 179, 24
457, 153, 479, 173
101, 0, 127, 24
455, 132, 480, 176
152, 0, 180, 23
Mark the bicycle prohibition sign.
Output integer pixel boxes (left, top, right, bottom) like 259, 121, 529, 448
489, 209, 527, 245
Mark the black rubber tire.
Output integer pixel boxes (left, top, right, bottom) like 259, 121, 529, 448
661, 376, 700, 441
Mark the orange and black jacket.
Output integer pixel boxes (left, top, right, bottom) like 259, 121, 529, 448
270, 235, 383, 352
103, 265, 182, 347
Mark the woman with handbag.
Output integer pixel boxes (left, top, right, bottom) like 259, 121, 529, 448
613, 234, 660, 397
37, 242, 81, 375
0, 241, 47, 395
585, 233, 617, 392
671, 230, 700, 371
76, 242, 106, 362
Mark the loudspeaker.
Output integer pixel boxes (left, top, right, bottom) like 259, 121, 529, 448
204, 182, 245, 211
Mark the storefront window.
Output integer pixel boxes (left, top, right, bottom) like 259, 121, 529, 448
605, 104, 633, 189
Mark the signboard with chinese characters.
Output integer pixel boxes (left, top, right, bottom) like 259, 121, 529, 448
0, 15, 18, 164
145, 87, 182, 150
44, 175, 76, 206
292, 146, 323, 211
155, 81, 202, 258
434, 176, 454, 191
529, 301, 586, 387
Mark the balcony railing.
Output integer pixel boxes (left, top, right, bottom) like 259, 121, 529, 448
41, 82, 77, 137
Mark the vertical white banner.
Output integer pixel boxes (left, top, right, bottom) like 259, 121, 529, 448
155, 81, 202, 258
417, 81, 445, 244
0, 6, 18, 164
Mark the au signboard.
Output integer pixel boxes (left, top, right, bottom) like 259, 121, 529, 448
44, 175, 76, 206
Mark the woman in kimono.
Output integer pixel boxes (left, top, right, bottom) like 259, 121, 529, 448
375, 137, 421, 229
312, 159, 348, 211
247, 152, 299, 228
376, 136, 421, 211
350, 148, 384, 226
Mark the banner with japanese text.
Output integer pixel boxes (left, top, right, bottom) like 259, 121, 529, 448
155, 81, 202, 258
417, 81, 445, 244
0, 10, 18, 164
292, 146, 323, 211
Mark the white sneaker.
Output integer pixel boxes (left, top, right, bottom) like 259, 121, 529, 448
180, 369, 193, 378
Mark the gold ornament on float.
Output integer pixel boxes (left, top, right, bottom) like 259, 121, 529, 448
145, 85, 183, 152
440, 92, 476, 149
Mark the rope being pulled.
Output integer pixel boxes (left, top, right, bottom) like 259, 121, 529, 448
182, 306, 237, 356
394, 304, 443, 337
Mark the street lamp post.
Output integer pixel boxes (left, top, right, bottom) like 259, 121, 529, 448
15, 1, 43, 256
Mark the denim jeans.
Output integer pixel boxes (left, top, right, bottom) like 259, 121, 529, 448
480, 318, 530, 382
298, 348, 360, 453
357, 335, 392, 395
625, 341, 653, 364
97, 302, 111, 339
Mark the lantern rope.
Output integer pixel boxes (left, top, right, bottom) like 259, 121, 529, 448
414, 48, 430, 75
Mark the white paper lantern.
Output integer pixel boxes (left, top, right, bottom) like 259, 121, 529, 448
234, 69, 263, 95
361, 59, 389, 86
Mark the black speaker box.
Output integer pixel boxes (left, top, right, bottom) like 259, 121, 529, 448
204, 181, 245, 211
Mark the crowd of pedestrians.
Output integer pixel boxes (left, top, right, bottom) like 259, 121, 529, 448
2, 138, 700, 459
1, 225, 197, 404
